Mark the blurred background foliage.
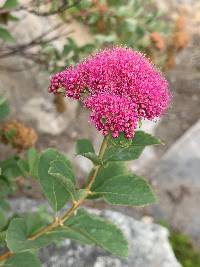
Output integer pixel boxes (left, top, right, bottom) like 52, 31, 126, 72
70, 0, 169, 50
159, 220, 200, 267
170, 231, 200, 267
0, 0, 179, 73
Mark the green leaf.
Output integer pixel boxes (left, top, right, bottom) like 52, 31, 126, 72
0, 26, 15, 42
5, 252, 41, 267
104, 144, 144, 162
0, 179, 10, 198
7, 14, 19, 21
95, 33, 117, 44
6, 217, 92, 253
3, 0, 19, 9
124, 18, 137, 32
48, 160, 77, 202
0, 96, 9, 121
63, 44, 73, 55
38, 149, 75, 211
49, 158, 75, 182
74, 189, 87, 201
0, 199, 10, 210
0, 230, 6, 244
0, 156, 21, 179
135, 25, 145, 38
80, 152, 101, 165
90, 162, 128, 198
27, 148, 39, 179
109, 133, 132, 148
103, 131, 161, 162
94, 173, 156, 206
17, 159, 29, 178
6, 209, 128, 257
6, 218, 48, 253
76, 139, 101, 165
65, 208, 128, 257
23, 212, 52, 236
0, 209, 7, 230
132, 131, 162, 146
76, 139, 95, 154
4, 128, 16, 142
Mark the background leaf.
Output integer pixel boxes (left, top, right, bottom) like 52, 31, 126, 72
27, 148, 39, 179
0, 26, 15, 42
0, 156, 21, 179
2, 0, 19, 9
17, 159, 29, 178
0, 96, 10, 121
0, 179, 10, 198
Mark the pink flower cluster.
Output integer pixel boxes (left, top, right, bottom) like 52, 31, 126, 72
85, 93, 138, 139
49, 47, 170, 138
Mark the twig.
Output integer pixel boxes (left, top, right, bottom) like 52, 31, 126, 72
0, 26, 74, 59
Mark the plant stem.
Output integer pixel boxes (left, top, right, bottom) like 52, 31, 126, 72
0, 135, 110, 262
61, 134, 109, 223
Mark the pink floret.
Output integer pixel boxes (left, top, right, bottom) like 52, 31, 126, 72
48, 47, 170, 138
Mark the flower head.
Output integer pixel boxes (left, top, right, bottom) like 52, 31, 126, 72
48, 47, 170, 138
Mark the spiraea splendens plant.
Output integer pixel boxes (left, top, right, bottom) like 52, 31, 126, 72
0, 47, 170, 266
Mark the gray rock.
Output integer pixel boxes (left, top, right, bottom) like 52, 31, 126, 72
8, 198, 181, 267
148, 120, 200, 246
22, 96, 78, 135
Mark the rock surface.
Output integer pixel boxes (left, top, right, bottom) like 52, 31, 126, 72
155, 0, 200, 153
9, 198, 181, 267
148, 119, 200, 246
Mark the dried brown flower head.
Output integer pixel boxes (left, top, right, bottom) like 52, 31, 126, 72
0, 120, 38, 150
